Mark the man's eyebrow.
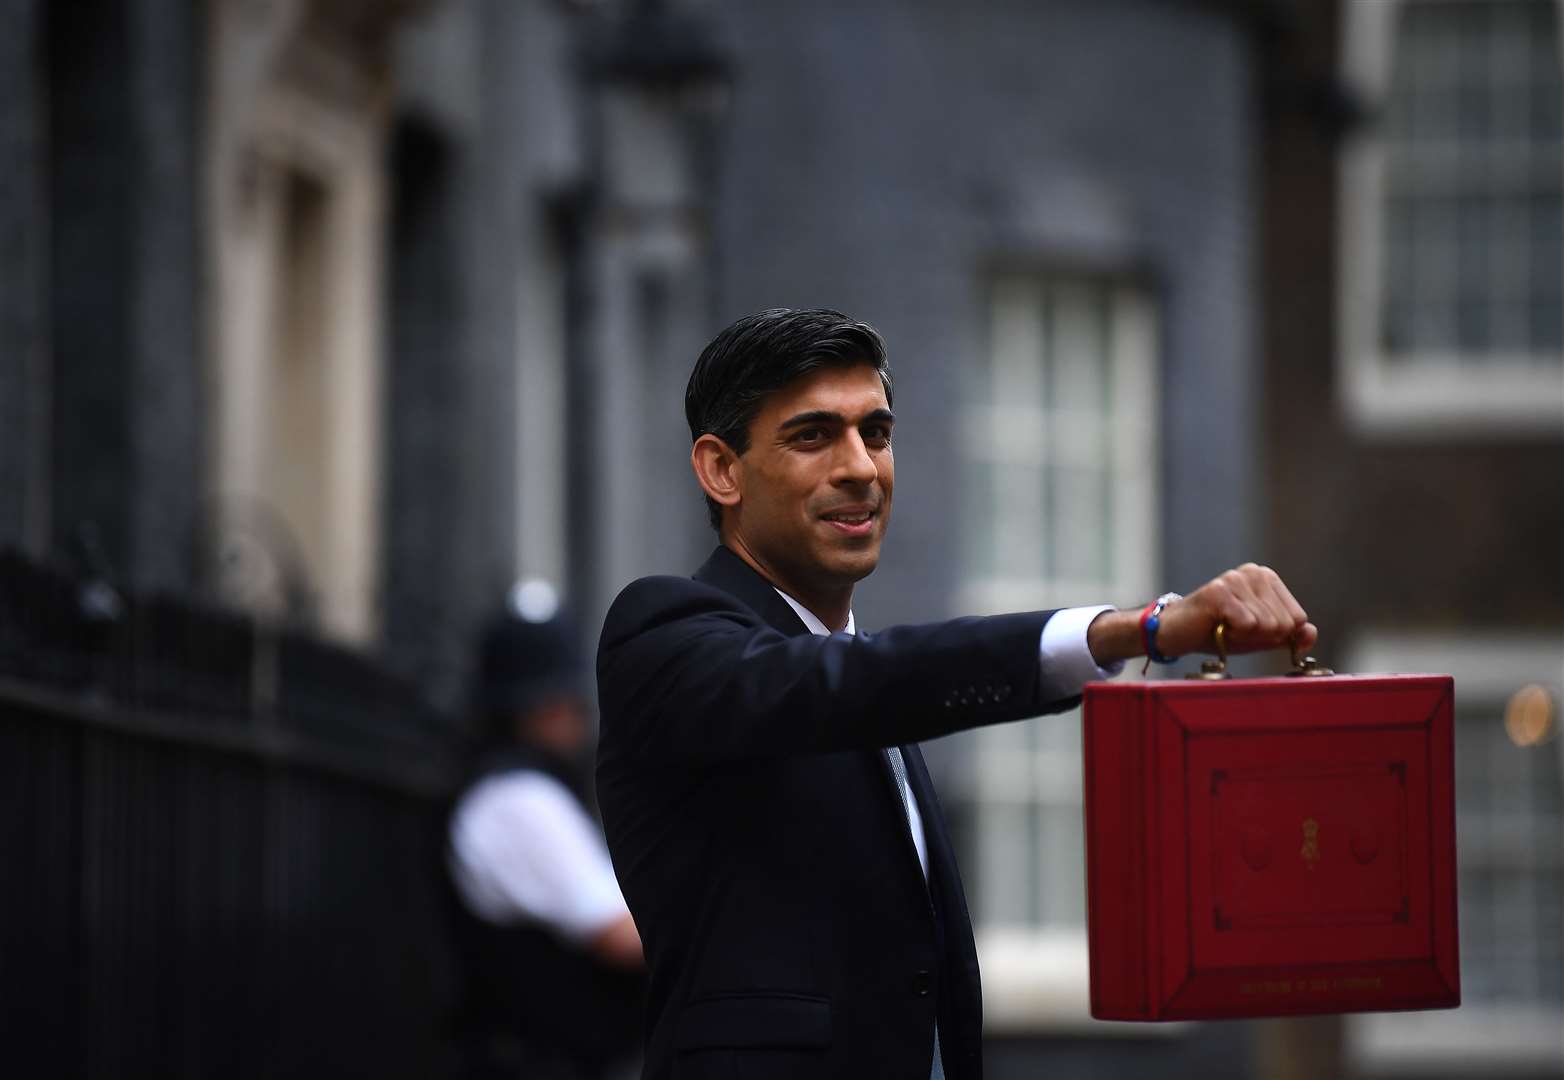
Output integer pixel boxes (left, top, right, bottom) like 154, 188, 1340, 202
778, 409, 844, 430
777, 408, 896, 430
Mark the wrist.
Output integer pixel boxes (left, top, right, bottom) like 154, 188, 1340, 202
1087, 608, 1145, 667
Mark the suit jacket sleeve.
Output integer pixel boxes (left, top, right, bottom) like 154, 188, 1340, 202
596, 575, 1079, 766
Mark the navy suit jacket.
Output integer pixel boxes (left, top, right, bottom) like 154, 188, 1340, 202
595, 546, 1076, 1079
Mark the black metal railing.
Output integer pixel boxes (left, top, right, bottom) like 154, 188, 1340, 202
0, 550, 462, 1077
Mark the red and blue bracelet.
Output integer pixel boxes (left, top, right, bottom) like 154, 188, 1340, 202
1139, 591, 1183, 671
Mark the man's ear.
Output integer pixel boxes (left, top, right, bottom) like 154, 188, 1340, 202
691, 434, 743, 511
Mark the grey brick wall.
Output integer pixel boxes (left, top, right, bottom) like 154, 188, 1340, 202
704, 0, 1260, 626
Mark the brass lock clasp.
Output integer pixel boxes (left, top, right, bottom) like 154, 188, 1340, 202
1287, 637, 1335, 677
1186, 622, 1231, 680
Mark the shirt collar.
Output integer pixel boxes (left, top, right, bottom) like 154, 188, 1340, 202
773, 588, 855, 637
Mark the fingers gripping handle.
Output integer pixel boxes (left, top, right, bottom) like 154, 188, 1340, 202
1182, 623, 1335, 680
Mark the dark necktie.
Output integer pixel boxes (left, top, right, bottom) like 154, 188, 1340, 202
885, 746, 945, 1080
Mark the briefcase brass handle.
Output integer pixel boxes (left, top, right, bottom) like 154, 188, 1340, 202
1182, 624, 1336, 679
1185, 623, 1232, 680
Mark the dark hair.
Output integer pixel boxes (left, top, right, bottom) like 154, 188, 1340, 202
685, 308, 892, 531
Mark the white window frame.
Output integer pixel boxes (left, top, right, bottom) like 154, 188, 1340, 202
207, 6, 389, 642
1345, 630, 1564, 1076
1337, 0, 1564, 436
958, 274, 1171, 1033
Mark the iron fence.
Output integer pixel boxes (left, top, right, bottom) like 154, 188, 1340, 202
0, 550, 462, 1077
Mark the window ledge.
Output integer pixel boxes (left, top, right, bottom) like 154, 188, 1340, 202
975, 927, 1192, 1037
1348, 1007, 1564, 1076
1342, 356, 1564, 438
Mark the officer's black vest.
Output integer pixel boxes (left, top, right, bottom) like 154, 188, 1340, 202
444, 747, 644, 1077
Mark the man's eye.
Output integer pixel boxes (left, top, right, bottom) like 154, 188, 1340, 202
863, 426, 891, 444
795, 428, 826, 444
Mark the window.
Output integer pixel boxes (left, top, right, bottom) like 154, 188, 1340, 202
206, 8, 388, 642
1339, 0, 1564, 433
1346, 633, 1564, 1075
952, 274, 1161, 1029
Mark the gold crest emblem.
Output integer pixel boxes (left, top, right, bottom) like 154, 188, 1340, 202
1300, 818, 1321, 871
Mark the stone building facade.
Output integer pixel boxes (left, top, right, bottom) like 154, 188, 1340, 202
6, 0, 1556, 1076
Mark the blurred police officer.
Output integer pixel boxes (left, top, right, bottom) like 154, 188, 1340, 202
445, 581, 644, 1080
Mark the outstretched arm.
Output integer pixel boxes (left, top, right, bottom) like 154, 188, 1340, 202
597, 577, 1066, 766
1087, 563, 1316, 666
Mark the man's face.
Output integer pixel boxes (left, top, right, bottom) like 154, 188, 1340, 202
518, 694, 591, 759
729, 363, 895, 594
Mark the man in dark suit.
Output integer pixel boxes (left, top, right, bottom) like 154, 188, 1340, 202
596, 309, 1314, 1079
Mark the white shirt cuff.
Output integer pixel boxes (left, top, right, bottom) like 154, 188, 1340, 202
1038, 604, 1125, 700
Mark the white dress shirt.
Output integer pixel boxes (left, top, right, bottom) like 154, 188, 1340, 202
772, 589, 1123, 880
448, 770, 631, 939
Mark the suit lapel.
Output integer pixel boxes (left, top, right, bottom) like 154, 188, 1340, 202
692, 545, 812, 638
691, 546, 938, 909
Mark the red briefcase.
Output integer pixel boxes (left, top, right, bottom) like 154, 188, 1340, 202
1082, 648, 1460, 1021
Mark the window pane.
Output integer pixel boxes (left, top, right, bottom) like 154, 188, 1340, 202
995, 462, 1047, 582
1456, 193, 1492, 351
977, 804, 1035, 927
1530, 193, 1564, 351
1381, 0, 1564, 363
1031, 706, 1082, 760
992, 278, 1044, 406
1533, 61, 1563, 139
1036, 803, 1086, 929
960, 458, 998, 580
1453, 701, 1564, 1005
1454, 6, 1487, 143
1049, 282, 1108, 416
1050, 464, 1110, 586
978, 722, 1035, 798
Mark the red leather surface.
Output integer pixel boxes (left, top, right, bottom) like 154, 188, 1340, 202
1083, 674, 1460, 1021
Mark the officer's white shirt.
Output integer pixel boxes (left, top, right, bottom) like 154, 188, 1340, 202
448, 770, 630, 939
772, 589, 1124, 879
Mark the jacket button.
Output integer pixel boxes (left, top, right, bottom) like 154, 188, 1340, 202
912, 970, 933, 996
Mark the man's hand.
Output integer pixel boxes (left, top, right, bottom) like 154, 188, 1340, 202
1087, 564, 1317, 667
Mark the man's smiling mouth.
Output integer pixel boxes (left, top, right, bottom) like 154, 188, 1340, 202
819, 506, 879, 535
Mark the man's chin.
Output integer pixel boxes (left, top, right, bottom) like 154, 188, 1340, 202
821, 543, 882, 583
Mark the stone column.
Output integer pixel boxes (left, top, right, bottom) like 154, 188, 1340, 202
0, 0, 48, 555
47, 0, 202, 590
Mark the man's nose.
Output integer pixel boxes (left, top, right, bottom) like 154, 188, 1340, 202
833, 430, 878, 485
